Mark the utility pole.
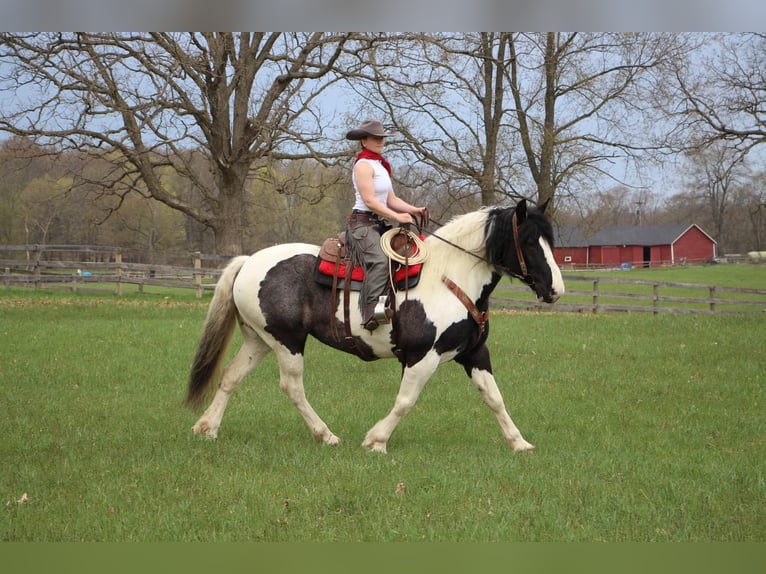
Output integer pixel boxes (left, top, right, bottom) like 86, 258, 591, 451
634, 199, 645, 226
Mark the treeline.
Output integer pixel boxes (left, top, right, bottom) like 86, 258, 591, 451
0, 138, 354, 263
1, 136, 764, 262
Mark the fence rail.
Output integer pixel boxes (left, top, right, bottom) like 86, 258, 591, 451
1, 244, 225, 299
492, 275, 766, 315
2, 245, 765, 314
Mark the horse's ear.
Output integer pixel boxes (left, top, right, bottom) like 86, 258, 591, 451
515, 199, 527, 223
538, 198, 550, 213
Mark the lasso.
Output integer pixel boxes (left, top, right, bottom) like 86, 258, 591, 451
379, 227, 428, 265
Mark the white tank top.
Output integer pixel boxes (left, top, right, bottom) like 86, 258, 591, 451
352, 159, 392, 212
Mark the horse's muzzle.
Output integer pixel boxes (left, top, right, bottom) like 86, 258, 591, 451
538, 292, 560, 304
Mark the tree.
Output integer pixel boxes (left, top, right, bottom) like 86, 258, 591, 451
0, 32, 351, 255
0, 137, 57, 243
348, 32, 686, 212
556, 185, 662, 237
670, 33, 766, 154
679, 141, 747, 253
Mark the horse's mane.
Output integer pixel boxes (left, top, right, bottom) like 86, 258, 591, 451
423, 209, 491, 279
429, 209, 490, 251
424, 204, 555, 281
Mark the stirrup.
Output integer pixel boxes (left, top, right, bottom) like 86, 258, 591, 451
363, 296, 392, 332
373, 295, 393, 324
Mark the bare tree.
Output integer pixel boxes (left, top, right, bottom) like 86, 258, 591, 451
347, 32, 686, 213
670, 33, 766, 154
679, 141, 748, 253
0, 32, 351, 255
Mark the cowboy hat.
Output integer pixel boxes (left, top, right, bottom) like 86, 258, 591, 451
345, 119, 397, 140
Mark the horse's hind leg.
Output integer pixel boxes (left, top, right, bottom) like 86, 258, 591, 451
192, 330, 271, 439
275, 346, 340, 446
458, 344, 534, 452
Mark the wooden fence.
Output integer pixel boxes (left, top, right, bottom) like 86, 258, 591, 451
492, 275, 766, 315
0, 244, 227, 299
2, 244, 765, 314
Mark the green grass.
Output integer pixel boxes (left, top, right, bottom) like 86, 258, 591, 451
1, 290, 764, 541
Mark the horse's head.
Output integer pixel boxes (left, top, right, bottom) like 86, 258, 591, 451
485, 199, 565, 304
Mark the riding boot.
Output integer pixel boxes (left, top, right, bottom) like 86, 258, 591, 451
363, 295, 393, 331
362, 301, 379, 331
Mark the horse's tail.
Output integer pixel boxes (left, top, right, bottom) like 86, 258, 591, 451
185, 255, 250, 411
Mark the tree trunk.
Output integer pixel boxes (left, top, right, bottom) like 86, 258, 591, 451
537, 33, 557, 210
210, 161, 249, 256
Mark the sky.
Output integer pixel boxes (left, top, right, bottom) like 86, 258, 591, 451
2, 0, 765, 30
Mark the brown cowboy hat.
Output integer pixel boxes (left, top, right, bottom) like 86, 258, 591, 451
345, 119, 397, 140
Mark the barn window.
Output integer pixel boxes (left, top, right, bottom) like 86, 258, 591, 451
564, 256, 572, 263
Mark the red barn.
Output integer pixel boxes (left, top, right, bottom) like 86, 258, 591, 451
586, 224, 717, 268
553, 224, 589, 268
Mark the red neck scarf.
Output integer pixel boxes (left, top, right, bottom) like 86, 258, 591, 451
355, 148, 392, 176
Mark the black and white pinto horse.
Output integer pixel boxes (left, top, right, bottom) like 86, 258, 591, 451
185, 199, 564, 453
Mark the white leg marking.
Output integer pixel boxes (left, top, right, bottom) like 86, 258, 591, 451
192, 337, 270, 439
470, 367, 534, 452
276, 348, 339, 446
363, 352, 440, 453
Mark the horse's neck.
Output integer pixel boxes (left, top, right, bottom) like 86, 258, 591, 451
425, 222, 495, 296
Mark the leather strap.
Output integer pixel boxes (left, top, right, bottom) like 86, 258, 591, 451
511, 211, 528, 278
329, 244, 343, 344
441, 275, 488, 338
343, 257, 353, 342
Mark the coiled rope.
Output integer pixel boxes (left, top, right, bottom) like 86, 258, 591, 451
380, 227, 428, 265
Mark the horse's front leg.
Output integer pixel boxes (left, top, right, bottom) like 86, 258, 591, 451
362, 351, 441, 453
457, 343, 534, 452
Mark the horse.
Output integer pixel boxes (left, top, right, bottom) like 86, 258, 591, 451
184, 199, 564, 453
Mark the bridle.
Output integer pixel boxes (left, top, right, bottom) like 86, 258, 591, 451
511, 210, 529, 280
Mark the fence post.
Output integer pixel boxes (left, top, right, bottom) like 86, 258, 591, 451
33, 249, 41, 291
115, 250, 123, 296
709, 286, 716, 313
193, 252, 202, 299
592, 279, 599, 313
653, 283, 660, 315
4, 267, 9, 288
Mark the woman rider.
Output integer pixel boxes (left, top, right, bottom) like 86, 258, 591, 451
345, 119, 427, 331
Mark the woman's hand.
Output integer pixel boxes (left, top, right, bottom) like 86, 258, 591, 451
395, 212, 414, 225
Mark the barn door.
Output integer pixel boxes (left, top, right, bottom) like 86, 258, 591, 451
643, 246, 651, 268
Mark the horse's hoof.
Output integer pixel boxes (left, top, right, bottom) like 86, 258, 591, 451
192, 421, 218, 440
362, 439, 388, 454
511, 440, 534, 453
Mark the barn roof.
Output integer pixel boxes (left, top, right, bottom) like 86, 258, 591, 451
588, 224, 716, 246
554, 224, 589, 247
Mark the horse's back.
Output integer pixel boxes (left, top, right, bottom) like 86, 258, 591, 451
236, 242, 319, 281
232, 243, 320, 325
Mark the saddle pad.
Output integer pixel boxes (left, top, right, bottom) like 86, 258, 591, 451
316, 259, 422, 283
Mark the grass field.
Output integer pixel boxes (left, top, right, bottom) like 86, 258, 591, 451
1, 287, 764, 541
